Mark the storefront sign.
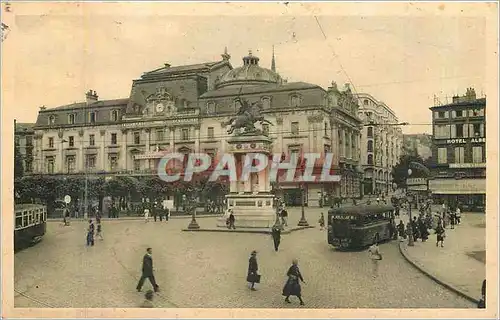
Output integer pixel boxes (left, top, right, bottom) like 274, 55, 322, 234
134, 151, 170, 160
449, 163, 486, 169
407, 178, 427, 185
429, 178, 485, 194
122, 121, 166, 128
168, 118, 198, 125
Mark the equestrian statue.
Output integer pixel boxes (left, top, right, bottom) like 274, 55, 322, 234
224, 97, 273, 135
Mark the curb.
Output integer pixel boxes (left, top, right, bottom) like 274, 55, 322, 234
182, 225, 315, 234
398, 241, 479, 305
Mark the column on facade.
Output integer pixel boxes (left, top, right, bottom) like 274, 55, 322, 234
194, 125, 200, 153
120, 129, 128, 171
58, 130, 64, 173
144, 128, 150, 170
346, 129, 351, 159
308, 117, 316, 153
169, 128, 175, 151
78, 130, 84, 172
275, 116, 283, 154
100, 130, 106, 171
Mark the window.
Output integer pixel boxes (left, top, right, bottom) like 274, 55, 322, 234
290, 95, 301, 107
134, 159, 141, 171
207, 102, 215, 114
26, 136, 33, 146
455, 124, 464, 137
367, 127, 373, 138
262, 124, 269, 135
437, 147, 448, 164
111, 110, 119, 122
364, 99, 369, 105
111, 133, 117, 145
438, 111, 445, 118
207, 127, 214, 139
367, 154, 374, 165
109, 155, 118, 170
48, 137, 54, 148
68, 136, 74, 147
181, 128, 189, 141
68, 113, 75, 124
66, 155, 76, 173
156, 129, 164, 142
470, 109, 484, 117
87, 134, 94, 146
133, 131, 140, 144
454, 147, 465, 164
86, 155, 96, 168
25, 161, 33, 173
291, 122, 299, 135
367, 140, 373, 152
324, 122, 328, 136
455, 110, 463, 117
48, 115, 55, 125
46, 157, 55, 174
262, 97, 271, 108
472, 146, 483, 163
434, 125, 450, 139
89, 112, 96, 124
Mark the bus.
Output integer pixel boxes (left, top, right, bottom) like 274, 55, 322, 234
327, 204, 395, 249
14, 204, 47, 250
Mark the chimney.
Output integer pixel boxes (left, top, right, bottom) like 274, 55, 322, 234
452, 96, 459, 103
164, 63, 171, 68
86, 90, 98, 104
467, 87, 476, 100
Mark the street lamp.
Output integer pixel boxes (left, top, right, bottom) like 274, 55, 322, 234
186, 193, 200, 230
406, 168, 414, 246
297, 157, 309, 227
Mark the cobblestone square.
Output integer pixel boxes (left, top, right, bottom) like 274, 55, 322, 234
14, 209, 474, 309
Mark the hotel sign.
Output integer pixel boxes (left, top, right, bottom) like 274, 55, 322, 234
407, 178, 427, 186
134, 151, 171, 160
449, 163, 486, 169
445, 137, 485, 144
168, 118, 199, 125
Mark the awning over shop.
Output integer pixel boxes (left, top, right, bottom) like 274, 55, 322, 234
429, 178, 485, 195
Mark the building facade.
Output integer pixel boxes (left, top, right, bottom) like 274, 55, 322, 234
355, 93, 403, 195
403, 134, 432, 159
428, 88, 486, 212
14, 121, 35, 174
32, 49, 363, 207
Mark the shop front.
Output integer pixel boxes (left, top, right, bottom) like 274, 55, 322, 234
429, 178, 486, 212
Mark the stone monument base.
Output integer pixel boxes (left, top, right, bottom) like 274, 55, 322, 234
217, 193, 276, 229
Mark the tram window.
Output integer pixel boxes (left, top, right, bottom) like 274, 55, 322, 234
15, 217, 22, 228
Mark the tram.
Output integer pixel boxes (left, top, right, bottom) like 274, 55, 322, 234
14, 204, 47, 250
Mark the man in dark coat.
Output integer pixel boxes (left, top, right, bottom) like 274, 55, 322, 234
247, 251, 259, 291
271, 226, 281, 251
282, 259, 305, 305
86, 220, 95, 246
136, 247, 159, 292
228, 212, 236, 229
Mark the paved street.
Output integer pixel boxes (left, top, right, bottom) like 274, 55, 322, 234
14, 208, 474, 308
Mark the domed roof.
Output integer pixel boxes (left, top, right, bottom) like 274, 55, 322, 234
215, 51, 282, 89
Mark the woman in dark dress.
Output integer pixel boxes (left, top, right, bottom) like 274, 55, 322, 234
282, 259, 306, 305
247, 251, 259, 291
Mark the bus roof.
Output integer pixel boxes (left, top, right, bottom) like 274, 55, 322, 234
328, 204, 395, 216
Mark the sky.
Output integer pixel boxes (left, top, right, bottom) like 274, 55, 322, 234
1, 2, 495, 134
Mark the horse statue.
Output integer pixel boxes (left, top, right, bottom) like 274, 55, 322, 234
224, 97, 273, 135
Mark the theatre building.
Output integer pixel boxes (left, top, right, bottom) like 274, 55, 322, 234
31, 48, 363, 208
428, 88, 486, 212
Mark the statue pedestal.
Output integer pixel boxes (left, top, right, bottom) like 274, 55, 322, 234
217, 134, 276, 229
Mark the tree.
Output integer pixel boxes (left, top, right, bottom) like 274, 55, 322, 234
391, 154, 427, 189
14, 142, 24, 180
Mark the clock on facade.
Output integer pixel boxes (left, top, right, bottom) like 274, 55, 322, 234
156, 103, 164, 113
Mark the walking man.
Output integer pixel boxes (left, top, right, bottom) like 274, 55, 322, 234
96, 220, 103, 240
247, 250, 259, 291
144, 207, 150, 223
228, 211, 236, 229
280, 206, 288, 227
136, 247, 159, 293
455, 206, 461, 225
318, 212, 325, 231
368, 242, 382, 278
86, 220, 95, 246
271, 225, 281, 252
